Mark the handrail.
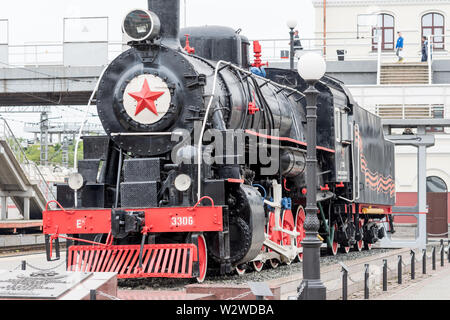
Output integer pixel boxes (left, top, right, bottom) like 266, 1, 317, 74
0, 35, 448, 67
0, 117, 56, 202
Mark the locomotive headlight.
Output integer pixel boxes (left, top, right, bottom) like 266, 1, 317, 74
122, 9, 161, 42
174, 174, 192, 192
68, 173, 84, 191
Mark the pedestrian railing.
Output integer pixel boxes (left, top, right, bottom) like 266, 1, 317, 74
0, 118, 56, 203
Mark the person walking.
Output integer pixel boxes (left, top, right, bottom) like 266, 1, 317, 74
396, 32, 404, 62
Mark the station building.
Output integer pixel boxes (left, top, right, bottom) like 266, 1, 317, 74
312, 0, 450, 237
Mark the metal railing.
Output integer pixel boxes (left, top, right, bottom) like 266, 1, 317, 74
23, 121, 104, 134
347, 84, 450, 125
2, 41, 125, 67
0, 118, 56, 202
256, 32, 448, 60
374, 104, 445, 120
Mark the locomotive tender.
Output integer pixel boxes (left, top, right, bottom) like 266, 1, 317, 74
43, 0, 396, 282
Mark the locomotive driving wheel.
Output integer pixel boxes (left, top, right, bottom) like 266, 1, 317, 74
267, 212, 282, 269
295, 206, 306, 262
281, 209, 295, 265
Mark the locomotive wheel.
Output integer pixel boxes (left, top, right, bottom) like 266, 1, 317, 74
281, 209, 295, 247
269, 259, 280, 269
196, 234, 208, 283
328, 224, 339, 256
267, 212, 282, 268
252, 261, 264, 272
236, 265, 246, 276
267, 212, 282, 245
251, 245, 265, 272
355, 221, 364, 252
295, 206, 306, 262
335, 223, 351, 254
341, 245, 351, 254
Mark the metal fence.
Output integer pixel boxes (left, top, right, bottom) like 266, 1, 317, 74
4, 41, 124, 67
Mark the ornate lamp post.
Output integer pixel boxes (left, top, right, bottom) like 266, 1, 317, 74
297, 52, 327, 300
287, 19, 298, 71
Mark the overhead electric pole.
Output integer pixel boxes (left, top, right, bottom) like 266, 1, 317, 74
323, 0, 327, 57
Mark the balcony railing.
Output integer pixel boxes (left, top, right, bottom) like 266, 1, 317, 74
374, 104, 445, 120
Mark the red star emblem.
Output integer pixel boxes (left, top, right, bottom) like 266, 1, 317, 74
128, 79, 165, 116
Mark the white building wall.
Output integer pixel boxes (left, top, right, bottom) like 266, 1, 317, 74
313, 0, 450, 62
347, 84, 450, 192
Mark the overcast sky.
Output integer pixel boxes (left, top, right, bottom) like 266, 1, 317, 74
1, 0, 314, 43
1, 0, 314, 138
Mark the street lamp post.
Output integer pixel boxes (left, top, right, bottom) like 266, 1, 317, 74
287, 19, 298, 71
296, 52, 327, 300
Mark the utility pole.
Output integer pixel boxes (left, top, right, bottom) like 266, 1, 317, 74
40, 112, 49, 166
184, 0, 187, 28
62, 136, 69, 168
323, 0, 327, 57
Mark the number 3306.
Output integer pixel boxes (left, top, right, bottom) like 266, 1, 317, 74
171, 216, 194, 227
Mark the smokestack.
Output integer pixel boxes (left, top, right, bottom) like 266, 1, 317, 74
148, 0, 180, 47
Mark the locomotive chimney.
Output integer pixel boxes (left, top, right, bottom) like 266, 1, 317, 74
148, 0, 180, 47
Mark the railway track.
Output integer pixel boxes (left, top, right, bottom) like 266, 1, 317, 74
0, 243, 66, 257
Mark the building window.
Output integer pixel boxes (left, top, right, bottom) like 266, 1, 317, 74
422, 13, 445, 50
372, 14, 395, 51
427, 176, 448, 193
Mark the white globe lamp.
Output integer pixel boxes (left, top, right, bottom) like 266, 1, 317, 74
286, 19, 298, 30
298, 52, 327, 82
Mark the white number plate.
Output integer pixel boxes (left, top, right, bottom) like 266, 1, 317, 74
170, 216, 194, 227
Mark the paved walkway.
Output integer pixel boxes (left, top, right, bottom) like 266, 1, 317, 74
376, 265, 450, 300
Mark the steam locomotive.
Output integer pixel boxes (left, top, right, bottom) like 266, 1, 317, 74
43, 0, 396, 282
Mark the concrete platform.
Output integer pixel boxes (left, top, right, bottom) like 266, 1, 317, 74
375, 265, 450, 300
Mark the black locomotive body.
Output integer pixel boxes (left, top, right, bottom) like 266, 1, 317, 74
43, 0, 395, 281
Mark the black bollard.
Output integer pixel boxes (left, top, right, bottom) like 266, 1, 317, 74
441, 245, 445, 267
364, 264, 369, 300
448, 243, 450, 263
398, 256, 402, 284
383, 259, 388, 291
422, 249, 427, 274
410, 251, 415, 280
342, 267, 348, 301
21, 260, 26, 271
432, 247, 436, 271
90, 289, 96, 300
